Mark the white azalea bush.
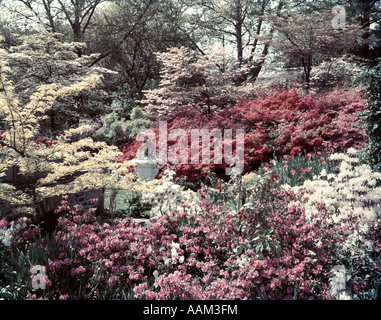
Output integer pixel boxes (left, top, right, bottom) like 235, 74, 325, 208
270, 148, 381, 299
285, 148, 381, 249
141, 170, 201, 218
311, 55, 362, 89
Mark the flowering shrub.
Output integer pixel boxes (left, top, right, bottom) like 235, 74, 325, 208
141, 46, 251, 119
141, 170, 200, 218
26, 200, 161, 299
311, 55, 362, 90
241, 88, 367, 157
0, 217, 39, 248
274, 148, 381, 299
286, 149, 381, 251
2, 153, 379, 300
119, 88, 367, 182
102, 170, 200, 219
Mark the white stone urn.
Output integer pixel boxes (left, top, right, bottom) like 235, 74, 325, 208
132, 158, 162, 182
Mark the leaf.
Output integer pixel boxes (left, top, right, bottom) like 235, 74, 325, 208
236, 245, 244, 255
255, 243, 263, 253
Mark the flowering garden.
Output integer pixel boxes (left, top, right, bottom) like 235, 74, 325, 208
1, 1, 381, 301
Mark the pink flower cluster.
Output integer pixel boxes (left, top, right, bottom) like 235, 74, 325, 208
26, 190, 381, 300
0, 219, 7, 229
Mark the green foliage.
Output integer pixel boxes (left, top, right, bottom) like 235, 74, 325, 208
103, 189, 151, 219
125, 107, 151, 139
95, 112, 129, 146
95, 106, 151, 145
123, 190, 151, 218
0, 248, 34, 300
357, 59, 381, 173
0, 227, 48, 300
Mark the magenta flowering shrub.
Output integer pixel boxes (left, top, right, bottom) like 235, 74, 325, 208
38, 200, 165, 299
237, 193, 380, 299
119, 88, 367, 182
22, 184, 381, 300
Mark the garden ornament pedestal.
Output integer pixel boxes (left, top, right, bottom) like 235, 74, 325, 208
132, 158, 162, 182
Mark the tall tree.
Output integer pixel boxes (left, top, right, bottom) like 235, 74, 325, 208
190, 0, 265, 64
3, 0, 105, 43
85, 0, 196, 99
346, 0, 381, 63
187, 0, 288, 83
270, 8, 364, 87
298, 0, 381, 64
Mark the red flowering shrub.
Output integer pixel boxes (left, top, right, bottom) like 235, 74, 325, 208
119, 88, 367, 182
276, 89, 367, 156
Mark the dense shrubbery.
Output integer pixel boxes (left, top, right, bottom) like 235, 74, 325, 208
119, 88, 367, 182
1, 1, 381, 302
1, 149, 380, 300
357, 59, 381, 173
2, 79, 379, 300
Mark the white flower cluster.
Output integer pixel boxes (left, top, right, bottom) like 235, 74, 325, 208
142, 170, 200, 218
328, 265, 352, 300
236, 254, 249, 268
285, 148, 381, 252
0, 218, 27, 247
163, 241, 185, 266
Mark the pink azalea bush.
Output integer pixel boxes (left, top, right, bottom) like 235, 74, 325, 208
17, 176, 380, 300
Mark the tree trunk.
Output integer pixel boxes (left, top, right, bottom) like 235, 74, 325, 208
349, 0, 374, 62
50, 110, 55, 131
73, 14, 82, 42
236, 21, 243, 65
42, 0, 56, 32
247, 0, 284, 84
301, 57, 311, 89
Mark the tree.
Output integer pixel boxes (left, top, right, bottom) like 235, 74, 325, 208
346, 0, 381, 63
2, 0, 105, 43
85, 0, 197, 100
0, 48, 132, 219
309, 0, 381, 64
0, 30, 117, 132
270, 9, 364, 88
189, 0, 269, 63
186, 0, 290, 83
140, 46, 251, 120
